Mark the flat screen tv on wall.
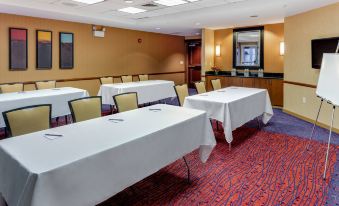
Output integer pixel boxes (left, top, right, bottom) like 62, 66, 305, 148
311, 37, 339, 69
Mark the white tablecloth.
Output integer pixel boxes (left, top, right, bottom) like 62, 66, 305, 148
184, 86, 273, 143
0, 104, 215, 206
0, 87, 89, 128
98, 80, 176, 105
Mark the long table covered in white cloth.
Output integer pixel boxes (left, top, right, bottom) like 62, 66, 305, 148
184, 86, 273, 144
0, 87, 89, 128
0, 104, 215, 206
98, 80, 176, 105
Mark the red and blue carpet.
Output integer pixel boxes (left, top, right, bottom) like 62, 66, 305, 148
99, 127, 337, 206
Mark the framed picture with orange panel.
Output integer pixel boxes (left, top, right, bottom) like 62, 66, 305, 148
36, 30, 52, 69
9, 28, 28, 70
59, 32, 74, 69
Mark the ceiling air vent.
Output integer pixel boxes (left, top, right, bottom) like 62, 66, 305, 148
142, 3, 158, 7
62, 2, 79, 7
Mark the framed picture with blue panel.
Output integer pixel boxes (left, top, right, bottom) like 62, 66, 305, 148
9, 28, 28, 70
59, 32, 74, 69
36, 30, 52, 69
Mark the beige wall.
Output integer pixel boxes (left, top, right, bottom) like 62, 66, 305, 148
284, 3, 339, 130
213, 23, 284, 73
201, 29, 215, 81
0, 13, 186, 95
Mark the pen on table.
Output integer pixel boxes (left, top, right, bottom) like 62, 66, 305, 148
149, 108, 161, 111
108, 118, 124, 121
45, 134, 63, 137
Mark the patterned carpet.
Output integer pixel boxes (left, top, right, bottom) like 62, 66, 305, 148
98, 125, 337, 206
0, 93, 338, 205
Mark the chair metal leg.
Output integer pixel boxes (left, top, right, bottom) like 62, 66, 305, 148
3, 128, 7, 138
323, 105, 336, 180
65, 115, 68, 124
56, 117, 59, 126
229, 143, 231, 151
306, 99, 324, 150
183, 157, 190, 183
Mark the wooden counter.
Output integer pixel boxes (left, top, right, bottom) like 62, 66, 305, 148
205, 75, 283, 107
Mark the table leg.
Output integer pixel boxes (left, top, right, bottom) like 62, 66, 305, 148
183, 157, 190, 184
256, 117, 261, 129
0, 193, 7, 206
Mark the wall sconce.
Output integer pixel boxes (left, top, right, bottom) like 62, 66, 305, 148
280, 42, 285, 56
215, 45, 221, 57
92, 25, 106, 38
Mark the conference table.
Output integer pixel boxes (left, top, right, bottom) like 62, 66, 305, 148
98, 80, 176, 105
0, 104, 215, 206
184, 86, 273, 144
0, 87, 89, 128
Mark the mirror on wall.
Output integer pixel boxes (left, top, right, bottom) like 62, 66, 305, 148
233, 26, 264, 69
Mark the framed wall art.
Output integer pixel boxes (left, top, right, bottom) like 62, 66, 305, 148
9, 28, 28, 70
59, 32, 74, 69
36, 30, 52, 69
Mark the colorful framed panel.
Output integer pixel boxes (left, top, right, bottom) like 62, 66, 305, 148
59, 32, 74, 69
36, 30, 52, 69
9, 28, 28, 70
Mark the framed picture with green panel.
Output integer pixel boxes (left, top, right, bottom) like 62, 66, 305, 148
59, 32, 74, 69
36, 30, 52, 69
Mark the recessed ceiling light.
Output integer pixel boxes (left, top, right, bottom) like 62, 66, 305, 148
195, 32, 200, 35
156, 28, 161, 30
154, 0, 187, 7
119, 7, 146, 14
125, 0, 133, 3
72, 0, 104, 4
187, 0, 199, 2
195, 22, 201, 26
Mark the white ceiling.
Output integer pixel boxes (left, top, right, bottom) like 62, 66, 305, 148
0, 0, 338, 36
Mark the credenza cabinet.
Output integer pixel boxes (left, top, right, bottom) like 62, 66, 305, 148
205, 75, 283, 107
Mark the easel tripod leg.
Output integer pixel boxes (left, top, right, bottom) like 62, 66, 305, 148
323, 106, 336, 179
307, 99, 324, 150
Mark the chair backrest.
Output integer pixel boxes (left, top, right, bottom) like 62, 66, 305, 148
3, 104, 51, 137
194, 81, 206, 94
113, 92, 138, 113
211, 79, 222, 91
35, 81, 56, 90
138, 74, 149, 81
121, 75, 133, 83
174, 84, 189, 106
100, 77, 114, 85
0, 83, 24, 93
68, 97, 102, 123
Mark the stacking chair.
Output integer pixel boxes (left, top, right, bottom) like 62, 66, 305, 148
211, 79, 222, 91
2, 104, 51, 137
99, 77, 114, 85
174, 84, 189, 107
35, 80, 56, 90
113, 92, 138, 113
68, 97, 102, 123
194, 81, 207, 94
121, 75, 133, 83
0, 83, 24, 93
138, 74, 149, 81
